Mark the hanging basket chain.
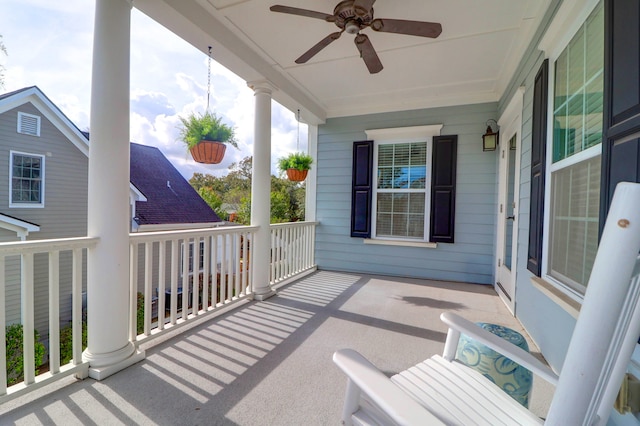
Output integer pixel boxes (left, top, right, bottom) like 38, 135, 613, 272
296, 109, 300, 152
207, 46, 212, 112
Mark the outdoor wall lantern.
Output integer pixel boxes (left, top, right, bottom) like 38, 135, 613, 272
482, 119, 499, 152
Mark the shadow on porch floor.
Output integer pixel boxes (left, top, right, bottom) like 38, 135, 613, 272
0, 270, 553, 425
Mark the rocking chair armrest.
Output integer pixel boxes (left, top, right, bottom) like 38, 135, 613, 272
440, 312, 559, 386
333, 349, 445, 426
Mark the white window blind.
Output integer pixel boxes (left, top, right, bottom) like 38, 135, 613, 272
375, 142, 427, 239
548, 0, 603, 293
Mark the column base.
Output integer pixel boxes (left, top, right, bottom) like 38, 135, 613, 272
88, 349, 145, 380
253, 289, 277, 301
83, 341, 146, 380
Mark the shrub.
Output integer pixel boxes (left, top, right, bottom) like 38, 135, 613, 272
59, 321, 88, 366
6, 324, 46, 386
137, 292, 145, 335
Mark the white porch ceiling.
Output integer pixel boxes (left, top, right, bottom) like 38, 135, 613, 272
134, 0, 551, 124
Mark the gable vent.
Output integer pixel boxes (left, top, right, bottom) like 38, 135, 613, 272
17, 112, 41, 137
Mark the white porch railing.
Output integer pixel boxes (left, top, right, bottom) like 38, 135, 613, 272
0, 237, 97, 404
129, 225, 257, 342
270, 221, 317, 285
131, 221, 318, 342
0, 221, 317, 403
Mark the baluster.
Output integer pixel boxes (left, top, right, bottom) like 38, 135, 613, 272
234, 233, 241, 299
72, 248, 83, 366
193, 238, 200, 316
212, 235, 218, 307
49, 250, 60, 373
202, 236, 210, 311
158, 240, 166, 330
227, 233, 234, 300
144, 242, 152, 335
129, 242, 138, 341
242, 232, 248, 294
181, 239, 189, 321
21, 252, 35, 385
170, 239, 178, 325
220, 235, 227, 303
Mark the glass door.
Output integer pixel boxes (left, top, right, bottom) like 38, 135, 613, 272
495, 129, 520, 313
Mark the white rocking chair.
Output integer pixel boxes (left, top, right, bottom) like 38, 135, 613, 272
334, 182, 640, 426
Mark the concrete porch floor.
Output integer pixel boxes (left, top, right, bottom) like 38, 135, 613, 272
0, 270, 554, 425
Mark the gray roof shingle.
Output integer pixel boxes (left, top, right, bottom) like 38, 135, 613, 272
130, 143, 221, 226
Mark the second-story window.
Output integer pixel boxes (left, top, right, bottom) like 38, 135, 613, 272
10, 152, 45, 207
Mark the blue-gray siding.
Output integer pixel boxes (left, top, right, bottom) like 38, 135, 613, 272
315, 103, 498, 285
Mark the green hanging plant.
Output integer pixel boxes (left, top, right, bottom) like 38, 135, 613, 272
178, 111, 239, 150
277, 152, 313, 173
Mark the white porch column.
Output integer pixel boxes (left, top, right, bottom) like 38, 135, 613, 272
83, 0, 144, 380
248, 81, 276, 301
306, 124, 318, 222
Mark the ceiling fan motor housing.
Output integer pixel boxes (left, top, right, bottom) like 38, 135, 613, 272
334, 0, 373, 33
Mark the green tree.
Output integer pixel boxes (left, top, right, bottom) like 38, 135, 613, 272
237, 196, 251, 225
190, 155, 306, 225
270, 191, 290, 223
198, 186, 225, 219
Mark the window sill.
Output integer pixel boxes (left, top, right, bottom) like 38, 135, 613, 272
9, 203, 44, 209
363, 239, 437, 249
531, 276, 582, 319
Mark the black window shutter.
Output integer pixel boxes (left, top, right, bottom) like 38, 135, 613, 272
430, 135, 457, 243
350, 140, 374, 238
527, 59, 549, 276
600, 0, 640, 234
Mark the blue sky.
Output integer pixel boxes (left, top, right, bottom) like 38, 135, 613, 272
0, 0, 308, 179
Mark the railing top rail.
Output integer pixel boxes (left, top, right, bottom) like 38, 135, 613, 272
0, 236, 99, 255
269, 221, 319, 229
129, 225, 259, 243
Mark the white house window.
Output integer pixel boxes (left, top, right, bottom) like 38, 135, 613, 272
547, 0, 603, 293
10, 151, 45, 207
17, 112, 41, 136
375, 142, 428, 239
180, 240, 205, 274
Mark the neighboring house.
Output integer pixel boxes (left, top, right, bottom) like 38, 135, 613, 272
0, 87, 221, 345
0, 86, 90, 343
130, 142, 222, 232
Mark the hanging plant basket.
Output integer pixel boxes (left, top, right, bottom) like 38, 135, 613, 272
278, 152, 313, 181
189, 140, 227, 164
286, 168, 308, 182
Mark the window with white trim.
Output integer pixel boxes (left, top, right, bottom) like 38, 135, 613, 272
546, 0, 603, 294
17, 112, 41, 136
10, 151, 45, 207
180, 240, 205, 274
373, 141, 430, 240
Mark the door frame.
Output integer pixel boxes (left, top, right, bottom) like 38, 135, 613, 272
495, 87, 525, 314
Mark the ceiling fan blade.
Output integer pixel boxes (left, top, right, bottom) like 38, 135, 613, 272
354, 34, 383, 74
270, 5, 335, 22
371, 18, 442, 38
353, 0, 376, 16
295, 32, 342, 64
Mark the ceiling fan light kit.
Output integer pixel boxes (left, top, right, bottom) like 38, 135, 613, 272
270, 0, 442, 74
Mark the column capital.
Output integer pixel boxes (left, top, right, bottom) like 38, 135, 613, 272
248, 80, 278, 95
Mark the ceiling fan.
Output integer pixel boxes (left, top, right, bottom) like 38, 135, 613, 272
270, 0, 442, 74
